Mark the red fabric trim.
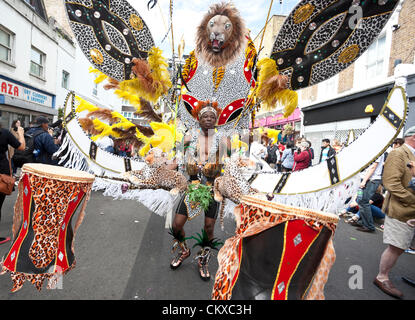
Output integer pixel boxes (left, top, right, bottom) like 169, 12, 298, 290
3, 174, 32, 272
272, 220, 320, 300
55, 190, 85, 273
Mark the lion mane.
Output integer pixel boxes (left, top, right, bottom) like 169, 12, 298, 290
195, 2, 247, 68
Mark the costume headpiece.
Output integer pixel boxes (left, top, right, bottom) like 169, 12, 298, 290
191, 100, 222, 120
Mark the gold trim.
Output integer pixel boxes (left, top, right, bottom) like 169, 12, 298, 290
90, 48, 104, 65
271, 221, 288, 299
293, 4, 315, 24
250, 86, 407, 195
285, 229, 322, 299
338, 44, 360, 64
129, 14, 144, 31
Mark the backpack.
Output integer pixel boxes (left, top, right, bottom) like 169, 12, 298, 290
12, 131, 44, 166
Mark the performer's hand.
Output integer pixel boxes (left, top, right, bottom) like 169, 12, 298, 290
17, 126, 24, 137
409, 161, 415, 177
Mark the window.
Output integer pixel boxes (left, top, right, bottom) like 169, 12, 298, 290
365, 35, 386, 80
318, 76, 337, 100
62, 70, 70, 89
23, 0, 47, 20
30, 47, 45, 78
92, 82, 98, 96
0, 28, 13, 63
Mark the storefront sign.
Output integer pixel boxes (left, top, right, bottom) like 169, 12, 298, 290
252, 108, 302, 128
0, 78, 53, 108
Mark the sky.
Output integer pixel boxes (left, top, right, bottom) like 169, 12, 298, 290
131, 0, 299, 59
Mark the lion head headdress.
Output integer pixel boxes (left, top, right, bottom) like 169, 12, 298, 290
196, 2, 248, 68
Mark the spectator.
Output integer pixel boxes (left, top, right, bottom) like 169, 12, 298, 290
249, 136, 268, 161
355, 152, 387, 233
332, 139, 342, 153
293, 141, 311, 171
266, 141, 280, 169
0, 123, 25, 244
280, 141, 295, 172
347, 186, 385, 225
97, 135, 115, 154
319, 139, 336, 163
8, 120, 21, 177
26, 116, 60, 165
373, 126, 415, 299
302, 138, 314, 167
392, 138, 404, 149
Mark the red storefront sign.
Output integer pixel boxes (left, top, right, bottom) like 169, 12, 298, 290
252, 108, 302, 128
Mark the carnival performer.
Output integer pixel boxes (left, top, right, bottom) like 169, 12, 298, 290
169, 101, 230, 281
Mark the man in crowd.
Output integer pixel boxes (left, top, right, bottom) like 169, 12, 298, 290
319, 139, 336, 163
355, 151, 387, 233
373, 126, 415, 299
26, 116, 60, 165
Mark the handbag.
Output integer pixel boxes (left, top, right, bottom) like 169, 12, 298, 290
0, 151, 15, 195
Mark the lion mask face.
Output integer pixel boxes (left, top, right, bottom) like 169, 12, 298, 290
207, 15, 233, 53
196, 3, 247, 68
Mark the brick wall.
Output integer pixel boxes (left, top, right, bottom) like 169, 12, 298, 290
388, 0, 415, 76
43, 0, 74, 37
338, 64, 355, 93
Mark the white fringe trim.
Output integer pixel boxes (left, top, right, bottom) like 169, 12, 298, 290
93, 177, 179, 217
271, 175, 360, 215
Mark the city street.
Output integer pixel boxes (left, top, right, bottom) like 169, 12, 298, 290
0, 190, 414, 301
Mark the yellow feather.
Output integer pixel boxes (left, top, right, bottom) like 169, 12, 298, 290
75, 97, 100, 113
256, 58, 298, 117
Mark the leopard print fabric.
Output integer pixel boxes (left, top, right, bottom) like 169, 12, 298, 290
213, 155, 257, 204
29, 175, 83, 269
124, 149, 189, 194
125, 165, 188, 194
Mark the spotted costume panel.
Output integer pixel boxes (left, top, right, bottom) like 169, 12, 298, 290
271, 0, 399, 90
64, 0, 154, 82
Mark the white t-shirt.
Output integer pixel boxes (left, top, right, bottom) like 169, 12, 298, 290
371, 153, 385, 181
250, 141, 267, 160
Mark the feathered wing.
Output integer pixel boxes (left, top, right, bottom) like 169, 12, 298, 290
135, 98, 163, 123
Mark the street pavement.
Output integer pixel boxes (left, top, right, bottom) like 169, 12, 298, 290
0, 190, 414, 300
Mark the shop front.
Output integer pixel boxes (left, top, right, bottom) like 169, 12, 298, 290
0, 74, 56, 130
251, 107, 302, 134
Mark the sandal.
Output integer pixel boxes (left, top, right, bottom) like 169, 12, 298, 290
170, 241, 190, 270
196, 247, 211, 281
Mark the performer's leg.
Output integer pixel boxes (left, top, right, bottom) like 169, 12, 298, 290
197, 205, 219, 281
204, 216, 216, 241
170, 197, 191, 270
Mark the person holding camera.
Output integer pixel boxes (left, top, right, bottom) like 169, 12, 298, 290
374, 126, 415, 299
8, 120, 21, 177
292, 141, 311, 172
25, 116, 60, 165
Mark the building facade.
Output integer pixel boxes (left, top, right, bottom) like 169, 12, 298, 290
0, 0, 126, 132
0, 0, 64, 129
299, 0, 415, 163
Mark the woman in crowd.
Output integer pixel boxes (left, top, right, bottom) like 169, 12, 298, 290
0, 123, 25, 244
